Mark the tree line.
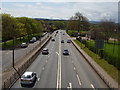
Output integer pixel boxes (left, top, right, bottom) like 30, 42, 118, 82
2, 14, 43, 42
67, 12, 119, 42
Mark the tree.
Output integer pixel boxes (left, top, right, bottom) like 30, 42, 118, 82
99, 19, 116, 42
67, 12, 90, 32
2, 14, 18, 41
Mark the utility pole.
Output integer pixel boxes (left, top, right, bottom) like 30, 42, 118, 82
12, 25, 21, 78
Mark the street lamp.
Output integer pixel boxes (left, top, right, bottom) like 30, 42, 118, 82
12, 25, 21, 78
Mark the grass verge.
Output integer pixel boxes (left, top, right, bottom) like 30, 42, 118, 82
1, 33, 42, 49
74, 40, 120, 85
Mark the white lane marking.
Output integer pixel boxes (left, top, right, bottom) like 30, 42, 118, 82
38, 78, 40, 81
77, 74, 82, 86
91, 84, 95, 89
69, 83, 72, 89
59, 31, 62, 89
56, 52, 59, 55
67, 83, 72, 89
74, 67, 76, 70
56, 31, 61, 90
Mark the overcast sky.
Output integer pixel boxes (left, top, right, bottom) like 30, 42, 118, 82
1, 0, 119, 22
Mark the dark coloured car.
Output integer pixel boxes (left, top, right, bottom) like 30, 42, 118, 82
36, 36, 40, 40
21, 42, 28, 48
42, 48, 49, 54
63, 49, 69, 55
51, 38, 55, 41
67, 40, 71, 43
21, 72, 37, 87
61, 40, 64, 43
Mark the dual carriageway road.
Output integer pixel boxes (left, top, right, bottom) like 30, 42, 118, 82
11, 30, 108, 89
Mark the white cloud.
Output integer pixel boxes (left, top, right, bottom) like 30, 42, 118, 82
2, 0, 120, 2
2, 2, 118, 22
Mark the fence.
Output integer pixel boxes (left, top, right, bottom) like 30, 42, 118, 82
77, 38, 120, 70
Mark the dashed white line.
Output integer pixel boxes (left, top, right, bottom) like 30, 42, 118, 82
74, 67, 76, 70
91, 84, 95, 89
67, 83, 72, 90
56, 52, 59, 55
38, 78, 40, 81
77, 74, 82, 86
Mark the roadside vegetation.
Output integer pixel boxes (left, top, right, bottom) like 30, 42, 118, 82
1, 14, 67, 49
66, 12, 120, 84
1, 14, 44, 49
74, 40, 120, 84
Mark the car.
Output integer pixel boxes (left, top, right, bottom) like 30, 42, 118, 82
63, 49, 69, 55
67, 40, 71, 43
32, 37, 37, 42
41, 32, 47, 37
21, 42, 28, 48
51, 38, 55, 41
61, 40, 64, 43
42, 48, 49, 54
36, 36, 40, 40
29, 39, 34, 43
56, 31, 58, 33
20, 71, 37, 87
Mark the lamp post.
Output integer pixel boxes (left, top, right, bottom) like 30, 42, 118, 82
12, 25, 21, 78
12, 37, 15, 68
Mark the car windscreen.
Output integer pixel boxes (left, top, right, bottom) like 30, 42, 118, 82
22, 75, 32, 78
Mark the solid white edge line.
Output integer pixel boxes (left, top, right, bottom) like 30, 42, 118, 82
59, 30, 62, 89
38, 78, 40, 81
77, 74, 82, 86
56, 31, 60, 90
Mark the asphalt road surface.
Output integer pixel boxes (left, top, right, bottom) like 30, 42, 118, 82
11, 30, 108, 89
2, 34, 49, 71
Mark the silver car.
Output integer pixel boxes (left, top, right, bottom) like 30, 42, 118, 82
21, 71, 37, 87
21, 42, 28, 48
42, 48, 49, 54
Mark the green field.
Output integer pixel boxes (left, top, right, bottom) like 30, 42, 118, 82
86, 40, 120, 68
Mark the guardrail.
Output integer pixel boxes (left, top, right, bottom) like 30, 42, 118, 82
2, 35, 52, 90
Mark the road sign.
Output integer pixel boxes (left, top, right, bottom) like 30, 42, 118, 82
95, 39, 104, 49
